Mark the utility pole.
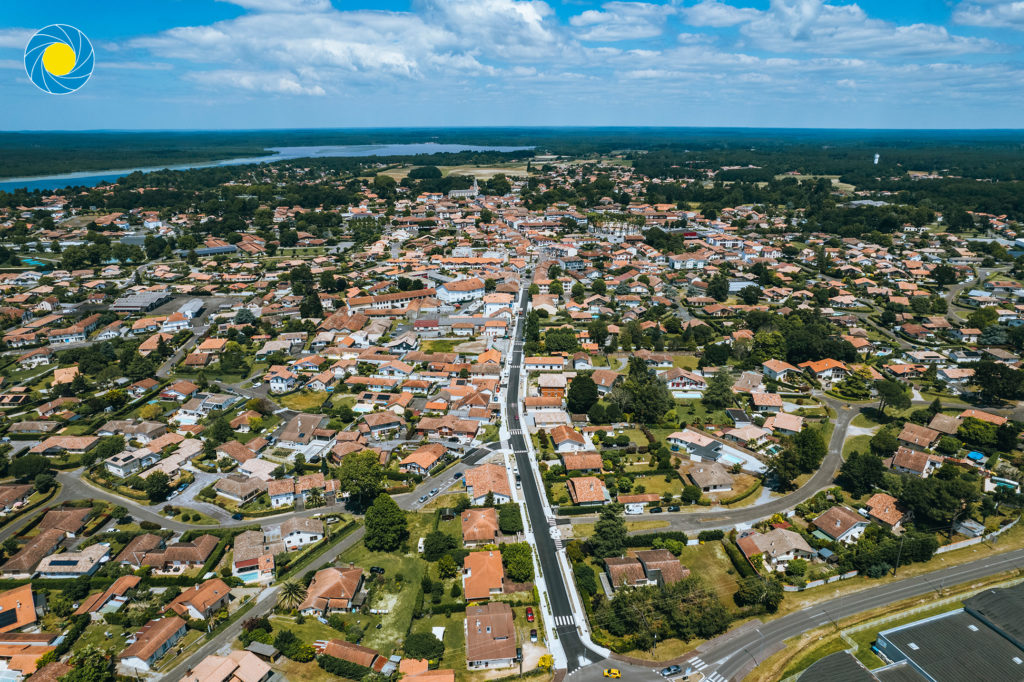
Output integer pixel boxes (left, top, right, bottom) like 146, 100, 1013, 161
892, 533, 906, 577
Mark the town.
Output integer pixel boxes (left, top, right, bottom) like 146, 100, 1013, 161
0, 144, 1021, 682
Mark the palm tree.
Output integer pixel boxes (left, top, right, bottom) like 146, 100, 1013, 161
279, 581, 307, 611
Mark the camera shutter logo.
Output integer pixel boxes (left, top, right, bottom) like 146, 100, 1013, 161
24, 24, 95, 95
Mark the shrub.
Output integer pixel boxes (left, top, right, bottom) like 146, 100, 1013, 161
698, 530, 724, 542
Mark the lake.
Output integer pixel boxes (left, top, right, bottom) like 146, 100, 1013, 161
0, 142, 532, 193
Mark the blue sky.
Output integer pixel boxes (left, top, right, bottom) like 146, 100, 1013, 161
2, 0, 1023, 130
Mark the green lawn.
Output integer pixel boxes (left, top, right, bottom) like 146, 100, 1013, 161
671, 355, 699, 370
422, 339, 460, 353
672, 399, 731, 426
278, 391, 329, 412
270, 614, 340, 644
480, 423, 500, 443
79, 623, 128, 653
851, 412, 881, 428
630, 474, 683, 497
676, 541, 740, 607
618, 429, 649, 446
409, 612, 469, 673
843, 434, 872, 458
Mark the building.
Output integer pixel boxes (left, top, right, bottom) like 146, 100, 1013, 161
281, 517, 324, 550
232, 530, 281, 584
566, 476, 609, 506
865, 493, 906, 531
463, 550, 505, 601
36, 544, 109, 579
0, 584, 42, 631
813, 506, 869, 544
115, 533, 217, 571
687, 462, 733, 493
463, 463, 512, 505
299, 566, 365, 617
121, 616, 188, 671
214, 474, 266, 504
461, 508, 500, 547
400, 443, 446, 476
74, 575, 141, 618
465, 602, 516, 669
873, 583, 1024, 682
736, 528, 815, 572
181, 650, 272, 682
167, 578, 231, 620
0, 529, 65, 577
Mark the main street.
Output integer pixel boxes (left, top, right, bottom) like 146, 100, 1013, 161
506, 280, 605, 672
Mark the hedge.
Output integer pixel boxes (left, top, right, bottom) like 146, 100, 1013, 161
720, 479, 762, 506
624, 531, 689, 547
278, 520, 360, 582
698, 530, 725, 542
722, 539, 756, 578
319, 654, 372, 679
556, 505, 601, 516
54, 614, 90, 657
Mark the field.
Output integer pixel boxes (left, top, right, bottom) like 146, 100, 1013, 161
278, 390, 329, 412
572, 520, 668, 536
843, 434, 872, 458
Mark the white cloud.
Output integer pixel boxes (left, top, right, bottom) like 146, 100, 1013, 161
0, 28, 34, 49
954, 1, 1024, 29
191, 69, 327, 95
685, 0, 998, 57
570, 2, 674, 41
417, 0, 562, 59
216, 0, 331, 12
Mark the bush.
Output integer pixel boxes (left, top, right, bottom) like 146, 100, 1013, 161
866, 563, 892, 579
624, 531, 689, 548
698, 530, 724, 542
404, 632, 444, 660
722, 539, 755, 578
139, 521, 161, 531
319, 654, 372, 680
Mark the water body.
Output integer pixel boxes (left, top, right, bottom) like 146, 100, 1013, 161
0, 142, 532, 193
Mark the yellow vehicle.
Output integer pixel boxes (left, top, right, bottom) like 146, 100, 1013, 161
603, 670, 621, 679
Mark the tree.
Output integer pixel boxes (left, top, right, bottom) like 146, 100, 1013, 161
734, 576, 784, 613
707, 272, 729, 302
836, 367, 872, 399
422, 531, 456, 561
738, 286, 760, 305
60, 646, 115, 682
538, 654, 555, 672
588, 320, 609, 349
33, 472, 55, 493
10, 454, 49, 481
437, 554, 458, 579
592, 279, 607, 296
404, 632, 444, 660
792, 427, 827, 472
587, 402, 607, 425
364, 493, 408, 552
208, 417, 233, 444
589, 505, 627, 558
967, 306, 999, 330
870, 429, 899, 457
567, 375, 599, 414
875, 379, 910, 416
501, 542, 535, 582
702, 371, 734, 410
616, 357, 673, 424
766, 449, 802, 490
337, 450, 385, 510
973, 361, 1024, 404
279, 581, 307, 610
498, 503, 524, 533
837, 451, 884, 497
142, 471, 172, 502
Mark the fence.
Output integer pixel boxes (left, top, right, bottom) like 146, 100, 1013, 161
934, 515, 1020, 555
783, 570, 859, 592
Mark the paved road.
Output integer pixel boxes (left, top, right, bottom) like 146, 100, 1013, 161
507, 282, 604, 672
697, 547, 1024, 681
563, 397, 857, 534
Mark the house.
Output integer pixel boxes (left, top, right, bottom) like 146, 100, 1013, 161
465, 602, 516, 669
537, 372, 567, 399
604, 557, 648, 591
897, 423, 940, 451
687, 462, 733, 493
461, 508, 500, 547
566, 476, 609, 506
813, 506, 869, 544
762, 359, 802, 382
763, 411, 804, 436
590, 369, 620, 395
320, 639, 391, 674
120, 616, 188, 671
550, 424, 586, 452
798, 358, 848, 386
214, 474, 266, 504
661, 368, 707, 393
181, 650, 272, 682
167, 578, 231, 620
37, 543, 110, 579
0, 484, 33, 514
267, 367, 299, 393
74, 575, 141, 618
268, 479, 296, 508
277, 413, 330, 449
299, 566, 365, 616
634, 549, 689, 587
463, 463, 512, 505
560, 452, 603, 473
29, 435, 99, 457
115, 534, 217, 571
865, 493, 906, 531
736, 528, 815, 572
232, 530, 281, 583
162, 380, 199, 401
463, 550, 505, 600
886, 446, 943, 478
37, 507, 92, 537
414, 414, 478, 442
281, 517, 324, 550
0, 584, 42, 631
438, 278, 485, 304
104, 448, 160, 478
361, 411, 406, 439
750, 392, 783, 413
400, 443, 446, 476
0, 528, 64, 578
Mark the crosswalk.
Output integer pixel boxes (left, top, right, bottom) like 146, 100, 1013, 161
553, 614, 575, 627
510, 428, 524, 435
682, 658, 725, 682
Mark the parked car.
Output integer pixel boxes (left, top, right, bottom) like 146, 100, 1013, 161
525, 607, 534, 622
530, 628, 537, 643
429, 488, 439, 497
370, 566, 385, 575
231, 513, 243, 520
660, 666, 681, 677
667, 505, 681, 512
649, 507, 664, 514
603, 670, 621, 679
418, 495, 428, 503
453, 472, 463, 479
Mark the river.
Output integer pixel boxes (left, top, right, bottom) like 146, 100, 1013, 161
0, 142, 532, 193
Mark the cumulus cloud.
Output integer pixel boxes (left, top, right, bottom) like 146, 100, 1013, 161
216, 0, 332, 12
570, 2, 674, 41
192, 68, 327, 94
0, 28, 34, 49
954, 1, 1024, 29
685, 0, 998, 57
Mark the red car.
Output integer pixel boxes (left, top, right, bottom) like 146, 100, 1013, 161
525, 607, 534, 622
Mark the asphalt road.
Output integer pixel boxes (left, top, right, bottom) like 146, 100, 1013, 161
507, 282, 605, 672
699, 547, 1024, 681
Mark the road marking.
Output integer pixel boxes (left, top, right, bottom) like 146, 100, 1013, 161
689, 658, 708, 671
554, 614, 575, 627
704, 673, 726, 682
